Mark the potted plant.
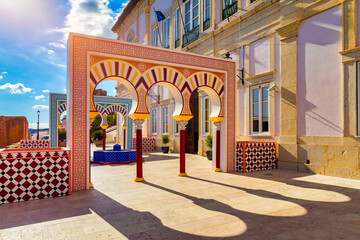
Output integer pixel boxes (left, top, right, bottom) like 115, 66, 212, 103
205, 134, 212, 160
91, 129, 103, 147
58, 130, 67, 147
161, 134, 170, 153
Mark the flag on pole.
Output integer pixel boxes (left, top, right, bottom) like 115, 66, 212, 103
155, 10, 166, 22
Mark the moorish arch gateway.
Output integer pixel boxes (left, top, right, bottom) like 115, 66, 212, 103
67, 33, 236, 191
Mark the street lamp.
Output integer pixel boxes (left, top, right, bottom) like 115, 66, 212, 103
37, 110, 40, 140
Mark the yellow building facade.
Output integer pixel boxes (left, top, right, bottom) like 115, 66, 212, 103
112, 0, 360, 179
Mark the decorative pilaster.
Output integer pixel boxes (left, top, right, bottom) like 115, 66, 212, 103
214, 122, 221, 172
134, 119, 145, 182
276, 21, 300, 171
178, 121, 188, 177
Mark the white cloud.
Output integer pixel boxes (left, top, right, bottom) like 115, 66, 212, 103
0, 76, 2, 80
35, 95, 45, 100
2, 72, 7, 74
47, 50, 55, 55
52, 0, 127, 43
42, 89, 50, 93
64, 89, 67, 93
0, 83, 32, 94
49, 61, 66, 68
49, 42, 66, 49
32, 105, 49, 110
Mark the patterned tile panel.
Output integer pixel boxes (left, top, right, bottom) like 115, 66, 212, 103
0, 149, 69, 204
235, 142, 277, 173
20, 140, 50, 149
132, 138, 156, 152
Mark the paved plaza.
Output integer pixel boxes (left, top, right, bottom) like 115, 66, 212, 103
1, 153, 360, 240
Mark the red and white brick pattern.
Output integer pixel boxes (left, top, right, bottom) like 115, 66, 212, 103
236, 142, 277, 173
20, 140, 50, 149
132, 138, 156, 152
0, 149, 69, 204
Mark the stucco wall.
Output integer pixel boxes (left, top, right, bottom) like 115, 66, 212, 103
297, 6, 343, 136
250, 37, 270, 76
0, 116, 30, 148
139, 12, 146, 44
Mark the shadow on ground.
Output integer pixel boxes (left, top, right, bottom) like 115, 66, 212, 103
1, 170, 360, 239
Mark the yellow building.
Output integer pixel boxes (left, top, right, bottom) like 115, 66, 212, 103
112, 0, 360, 179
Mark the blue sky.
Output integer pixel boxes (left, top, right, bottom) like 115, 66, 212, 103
0, 0, 128, 128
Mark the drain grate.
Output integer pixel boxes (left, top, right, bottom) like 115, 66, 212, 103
264, 173, 274, 176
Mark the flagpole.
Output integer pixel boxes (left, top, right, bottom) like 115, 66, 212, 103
175, 0, 189, 46
153, 8, 163, 47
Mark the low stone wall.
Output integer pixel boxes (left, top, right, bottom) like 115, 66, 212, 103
236, 142, 277, 172
0, 148, 69, 204
20, 140, 50, 149
132, 138, 155, 152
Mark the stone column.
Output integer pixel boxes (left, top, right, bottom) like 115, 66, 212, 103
178, 121, 188, 177
134, 119, 145, 182
214, 122, 221, 172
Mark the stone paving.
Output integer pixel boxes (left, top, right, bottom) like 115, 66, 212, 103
1, 152, 360, 240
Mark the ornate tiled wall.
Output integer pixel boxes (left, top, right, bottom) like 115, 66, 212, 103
236, 142, 277, 173
132, 138, 156, 152
20, 140, 50, 149
0, 148, 69, 204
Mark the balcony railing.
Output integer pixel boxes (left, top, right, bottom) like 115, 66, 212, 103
182, 26, 199, 48
203, 18, 210, 31
175, 38, 180, 48
222, 1, 238, 21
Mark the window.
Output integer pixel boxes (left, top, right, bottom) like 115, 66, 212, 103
127, 33, 134, 42
183, 0, 200, 47
175, 8, 181, 48
162, 106, 169, 134
203, 97, 210, 134
173, 102, 179, 134
184, 0, 199, 32
250, 84, 269, 134
222, 0, 238, 20
163, 17, 170, 48
203, 0, 210, 31
151, 108, 157, 134
152, 28, 159, 47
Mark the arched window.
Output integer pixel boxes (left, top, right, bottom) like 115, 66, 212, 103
127, 33, 134, 42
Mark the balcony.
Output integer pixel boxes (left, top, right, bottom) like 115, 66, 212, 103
182, 26, 199, 48
203, 18, 210, 31
222, 1, 238, 21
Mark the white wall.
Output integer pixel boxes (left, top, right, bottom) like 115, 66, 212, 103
249, 37, 270, 76
297, 6, 343, 136
139, 12, 146, 44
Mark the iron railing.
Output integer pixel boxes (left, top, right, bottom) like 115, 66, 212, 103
182, 26, 200, 48
203, 18, 210, 31
222, 1, 238, 21
175, 38, 180, 48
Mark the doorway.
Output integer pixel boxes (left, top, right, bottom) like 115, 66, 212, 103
185, 90, 199, 154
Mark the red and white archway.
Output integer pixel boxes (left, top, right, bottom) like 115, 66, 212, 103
67, 33, 236, 191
